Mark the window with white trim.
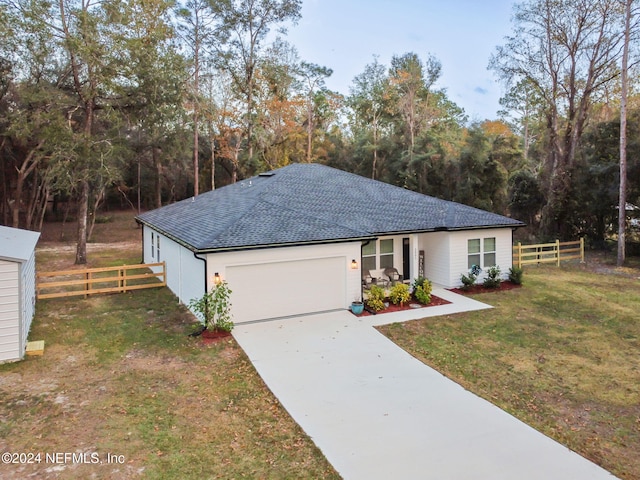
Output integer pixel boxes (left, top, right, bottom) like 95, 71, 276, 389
362, 242, 376, 271
483, 237, 496, 267
361, 239, 395, 271
379, 239, 394, 269
151, 232, 155, 259
156, 234, 161, 261
468, 237, 496, 269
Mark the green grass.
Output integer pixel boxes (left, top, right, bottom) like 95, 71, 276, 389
379, 264, 640, 480
0, 242, 339, 480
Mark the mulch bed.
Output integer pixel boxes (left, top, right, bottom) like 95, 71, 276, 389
190, 327, 233, 345
449, 281, 521, 295
353, 294, 451, 317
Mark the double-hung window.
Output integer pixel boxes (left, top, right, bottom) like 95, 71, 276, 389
379, 239, 394, 269
151, 232, 155, 259
362, 242, 376, 271
467, 237, 496, 269
362, 239, 395, 271
156, 234, 161, 262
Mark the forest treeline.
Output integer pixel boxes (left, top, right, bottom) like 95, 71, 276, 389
1, 0, 639, 262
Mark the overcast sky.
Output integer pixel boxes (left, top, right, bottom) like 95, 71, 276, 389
285, 0, 517, 122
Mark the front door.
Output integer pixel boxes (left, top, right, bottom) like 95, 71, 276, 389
402, 237, 410, 280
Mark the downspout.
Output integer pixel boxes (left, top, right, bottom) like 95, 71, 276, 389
193, 252, 208, 294
359, 240, 372, 305
190, 251, 208, 337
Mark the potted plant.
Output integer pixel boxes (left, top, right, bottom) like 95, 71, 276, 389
188, 281, 234, 338
351, 297, 364, 315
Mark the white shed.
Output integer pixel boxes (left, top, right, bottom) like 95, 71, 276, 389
0, 225, 40, 362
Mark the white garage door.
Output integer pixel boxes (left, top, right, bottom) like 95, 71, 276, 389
226, 257, 346, 323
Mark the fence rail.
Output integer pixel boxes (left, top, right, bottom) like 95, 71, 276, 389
36, 262, 166, 299
513, 239, 584, 268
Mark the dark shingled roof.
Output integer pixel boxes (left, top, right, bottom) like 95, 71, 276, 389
136, 163, 524, 252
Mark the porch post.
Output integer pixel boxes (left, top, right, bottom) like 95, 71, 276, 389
411, 234, 420, 283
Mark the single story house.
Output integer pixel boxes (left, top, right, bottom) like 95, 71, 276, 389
0, 225, 40, 362
136, 163, 524, 323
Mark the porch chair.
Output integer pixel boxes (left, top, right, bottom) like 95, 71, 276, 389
383, 267, 403, 286
362, 270, 376, 288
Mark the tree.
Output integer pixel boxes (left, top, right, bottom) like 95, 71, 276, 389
348, 57, 389, 178
0, 0, 63, 230
455, 123, 509, 213
213, 0, 301, 166
498, 78, 542, 162
177, 0, 221, 196
116, 0, 190, 209
298, 61, 332, 163
491, 0, 627, 239
388, 52, 441, 164
618, 0, 636, 265
252, 38, 304, 168
55, 0, 123, 263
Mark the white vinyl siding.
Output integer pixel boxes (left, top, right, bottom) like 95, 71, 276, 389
143, 226, 205, 307
0, 260, 20, 362
419, 228, 513, 288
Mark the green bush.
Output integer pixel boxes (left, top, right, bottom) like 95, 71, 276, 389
365, 285, 386, 312
414, 278, 432, 304
483, 265, 502, 289
389, 283, 410, 305
508, 266, 524, 285
188, 281, 234, 332
460, 265, 481, 290
460, 272, 477, 290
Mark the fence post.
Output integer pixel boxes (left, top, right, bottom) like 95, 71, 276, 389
580, 237, 585, 263
517, 242, 522, 268
85, 271, 91, 299
556, 239, 561, 266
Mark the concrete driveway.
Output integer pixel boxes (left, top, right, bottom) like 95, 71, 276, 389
232, 288, 617, 480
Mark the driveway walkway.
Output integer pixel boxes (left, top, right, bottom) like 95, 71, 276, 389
232, 288, 617, 480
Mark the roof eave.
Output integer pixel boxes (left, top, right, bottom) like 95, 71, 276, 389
373, 222, 526, 237
192, 236, 378, 254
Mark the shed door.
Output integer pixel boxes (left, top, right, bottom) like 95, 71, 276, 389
226, 257, 346, 323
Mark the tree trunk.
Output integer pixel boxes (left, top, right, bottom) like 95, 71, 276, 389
618, 0, 631, 267
306, 100, 313, 163
210, 133, 215, 190
75, 179, 89, 265
154, 146, 162, 208
194, 110, 199, 196
372, 118, 378, 179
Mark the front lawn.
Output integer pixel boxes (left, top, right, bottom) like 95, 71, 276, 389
0, 218, 339, 480
379, 263, 640, 480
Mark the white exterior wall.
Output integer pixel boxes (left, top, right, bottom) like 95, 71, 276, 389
20, 252, 37, 358
142, 226, 205, 307
206, 242, 362, 306
419, 231, 451, 287
447, 228, 514, 287
417, 228, 514, 288
0, 260, 20, 362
